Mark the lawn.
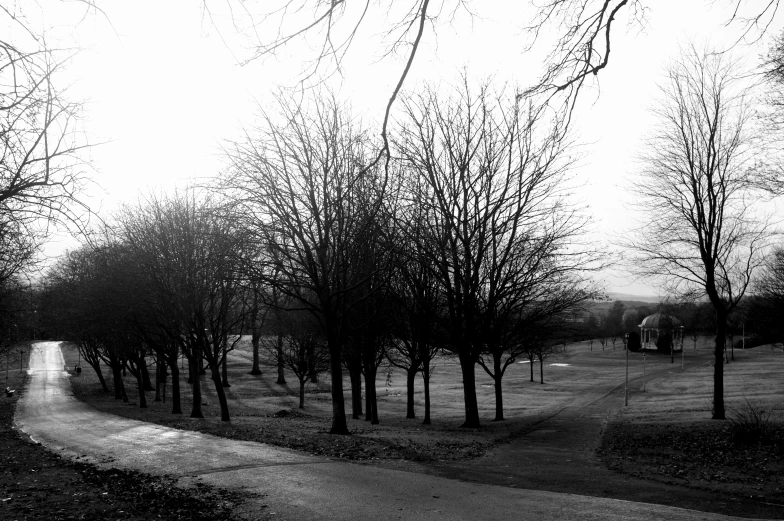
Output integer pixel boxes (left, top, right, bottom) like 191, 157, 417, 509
59, 335, 784, 517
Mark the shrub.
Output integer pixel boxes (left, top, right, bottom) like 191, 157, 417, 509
727, 400, 782, 447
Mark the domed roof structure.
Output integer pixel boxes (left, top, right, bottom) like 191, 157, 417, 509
639, 312, 681, 328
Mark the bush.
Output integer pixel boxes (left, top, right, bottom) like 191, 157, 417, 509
727, 400, 782, 447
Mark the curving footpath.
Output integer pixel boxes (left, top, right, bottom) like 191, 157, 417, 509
15, 342, 769, 521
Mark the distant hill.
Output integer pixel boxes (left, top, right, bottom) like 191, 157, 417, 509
606, 292, 661, 304
584, 293, 661, 317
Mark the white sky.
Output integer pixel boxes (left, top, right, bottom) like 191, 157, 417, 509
32, 1, 784, 296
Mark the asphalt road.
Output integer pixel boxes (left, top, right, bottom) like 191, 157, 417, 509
15, 341, 769, 521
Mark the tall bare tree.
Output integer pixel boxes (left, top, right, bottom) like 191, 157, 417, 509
266, 311, 330, 409
626, 46, 770, 419
119, 190, 250, 421
395, 78, 579, 427
1, 4, 94, 232
223, 92, 387, 434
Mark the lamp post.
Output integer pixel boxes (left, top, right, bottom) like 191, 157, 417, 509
624, 333, 629, 406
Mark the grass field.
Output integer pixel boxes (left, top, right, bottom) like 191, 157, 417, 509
51, 336, 784, 517
61, 335, 783, 457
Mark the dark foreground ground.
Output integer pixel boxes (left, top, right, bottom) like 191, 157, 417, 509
0, 366, 248, 521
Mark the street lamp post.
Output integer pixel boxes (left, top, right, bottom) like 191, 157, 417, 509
624, 333, 630, 406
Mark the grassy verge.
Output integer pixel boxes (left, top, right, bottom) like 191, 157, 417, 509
599, 419, 784, 504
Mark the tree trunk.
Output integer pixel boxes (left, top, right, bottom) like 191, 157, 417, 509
89, 361, 109, 392
349, 366, 362, 419
198, 348, 207, 375
210, 361, 230, 421
458, 350, 480, 428
154, 355, 161, 402
140, 358, 154, 391
168, 357, 182, 414
327, 333, 349, 434
221, 341, 231, 387
539, 355, 544, 384
307, 339, 317, 383
189, 349, 203, 419
405, 366, 417, 419
492, 353, 504, 421
422, 365, 431, 425
362, 338, 379, 424
299, 378, 305, 409
135, 357, 147, 408
713, 314, 727, 419
364, 363, 378, 424
112, 363, 123, 400
276, 334, 286, 384
529, 357, 534, 382
250, 331, 262, 375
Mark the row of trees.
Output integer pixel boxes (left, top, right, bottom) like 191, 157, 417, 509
14, 2, 784, 430
42, 79, 600, 432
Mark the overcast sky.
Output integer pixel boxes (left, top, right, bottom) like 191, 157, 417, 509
33, 1, 784, 296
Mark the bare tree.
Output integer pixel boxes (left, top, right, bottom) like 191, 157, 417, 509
479, 282, 594, 421
204, 1, 781, 151
222, 92, 387, 434
1, 4, 94, 233
0, 216, 39, 355
520, 319, 565, 385
758, 246, 784, 310
606, 301, 626, 349
626, 46, 771, 419
119, 190, 251, 421
266, 312, 330, 408
752, 246, 784, 347
395, 77, 578, 427
386, 234, 442, 422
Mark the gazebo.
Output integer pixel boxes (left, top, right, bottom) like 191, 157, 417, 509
639, 312, 684, 353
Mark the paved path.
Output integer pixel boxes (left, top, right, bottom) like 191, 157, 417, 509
417, 353, 776, 517
15, 342, 767, 521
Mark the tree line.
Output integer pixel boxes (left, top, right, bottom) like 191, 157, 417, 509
5, 2, 784, 429
40, 80, 601, 433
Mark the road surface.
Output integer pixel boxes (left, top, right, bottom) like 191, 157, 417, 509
15, 342, 769, 520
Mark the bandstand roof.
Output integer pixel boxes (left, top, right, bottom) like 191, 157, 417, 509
639, 312, 682, 329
